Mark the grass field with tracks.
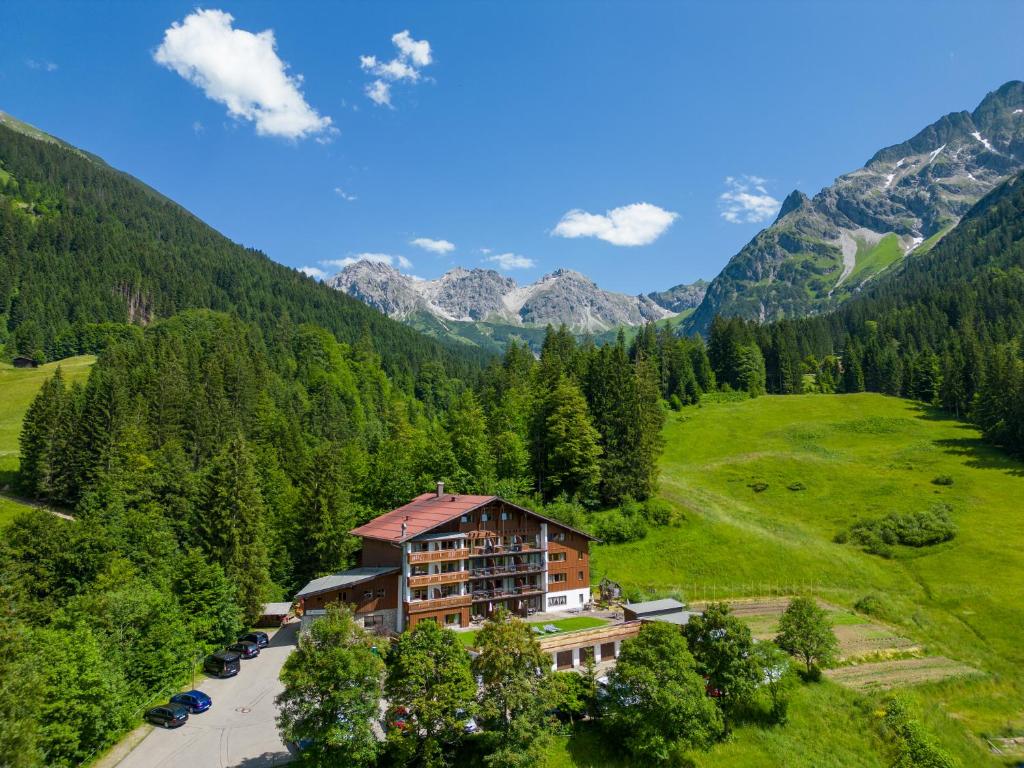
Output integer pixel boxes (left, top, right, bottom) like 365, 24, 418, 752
0, 356, 93, 526
547, 393, 1024, 766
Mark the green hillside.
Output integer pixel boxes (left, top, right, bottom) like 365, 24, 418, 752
0, 355, 93, 524
568, 393, 1024, 766
0, 118, 488, 383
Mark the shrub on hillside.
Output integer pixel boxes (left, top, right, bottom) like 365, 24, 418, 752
593, 508, 648, 544
842, 505, 957, 556
931, 475, 954, 486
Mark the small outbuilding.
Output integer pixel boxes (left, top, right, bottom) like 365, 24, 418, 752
257, 601, 293, 627
622, 598, 686, 621
11, 356, 39, 369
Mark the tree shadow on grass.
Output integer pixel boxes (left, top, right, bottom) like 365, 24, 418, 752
565, 722, 631, 767
910, 404, 1024, 478
934, 438, 1024, 478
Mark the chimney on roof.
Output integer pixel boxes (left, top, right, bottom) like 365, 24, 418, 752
436, 481, 444, 498
401, 516, 409, 538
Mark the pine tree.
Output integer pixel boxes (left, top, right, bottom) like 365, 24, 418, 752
199, 435, 272, 623
542, 376, 602, 503
292, 442, 361, 587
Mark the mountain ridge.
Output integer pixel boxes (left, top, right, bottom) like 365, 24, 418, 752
328, 261, 675, 333
685, 80, 1024, 333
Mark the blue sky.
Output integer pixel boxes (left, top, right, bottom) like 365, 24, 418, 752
2, 1, 1023, 294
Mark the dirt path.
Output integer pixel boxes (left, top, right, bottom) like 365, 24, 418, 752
0, 490, 75, 520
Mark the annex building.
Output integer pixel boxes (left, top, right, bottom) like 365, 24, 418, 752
294, 483, 595, 632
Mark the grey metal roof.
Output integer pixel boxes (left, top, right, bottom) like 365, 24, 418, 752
644, 611, 697, 626
294, 566, 399, 599
624, 598, 685, 615
262, 602, 293, 615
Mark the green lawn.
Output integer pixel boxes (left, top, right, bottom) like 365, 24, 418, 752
0, 356, 94, 521
559, 393, 1024, 767
457, 616, 608, 649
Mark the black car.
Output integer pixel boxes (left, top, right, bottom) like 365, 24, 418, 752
229, 640, 260, 659
146, 703, 189, 728
238, 631, 270, 649
204, 650, 241, 678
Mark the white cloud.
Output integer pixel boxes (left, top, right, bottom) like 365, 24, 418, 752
153, 9, 332, 140
322, 253, 413, 271
485, 253, 535, 270
192, 120, 205, 134
552, 202, 678, 246
719, 175, 781, 224
299, 266, 327, 280
392, 30, 432, 67
411, 237, 455, 254
366, 80, 392, 107
361, 30, 432, 107
26, 59, 58, 72
333, 186, 357, 201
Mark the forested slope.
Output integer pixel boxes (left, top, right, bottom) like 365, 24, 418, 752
0, 119, 488, 384
705, 170, 1024, 453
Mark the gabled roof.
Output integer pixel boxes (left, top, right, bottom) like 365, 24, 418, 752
350, 493, 597, 544
294, 566, 399, 600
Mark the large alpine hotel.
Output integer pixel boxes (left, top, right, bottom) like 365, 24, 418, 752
294, 483, 595, 631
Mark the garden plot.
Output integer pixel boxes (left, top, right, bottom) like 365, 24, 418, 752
826, 656, 978, 692
689, 596, 977, 691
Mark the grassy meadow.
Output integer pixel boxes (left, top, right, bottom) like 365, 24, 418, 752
566, 393, 1024, 766
0, 355, 94, 525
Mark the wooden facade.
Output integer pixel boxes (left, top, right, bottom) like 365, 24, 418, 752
300, 492, 595, 632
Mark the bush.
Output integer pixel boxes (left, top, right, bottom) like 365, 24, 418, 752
841, 505, 957, 555
931, 475, 954, 486
593, 509, 648, 544
748, 482, 769, 493
642, 499, 681, 527
787, 482, 806, 491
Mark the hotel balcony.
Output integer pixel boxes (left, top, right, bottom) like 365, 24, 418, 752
407, 547, 470, 565
470, 585, 544, 602
469, 563, 543, 579
407, 570, 469, 588
468, 543, 543, 558
406, 594, 473, 613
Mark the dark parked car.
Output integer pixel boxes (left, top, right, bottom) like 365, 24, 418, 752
229, 640, 260, 659
170, 690, 212, 713
204, 650, 241, 678
146, 703, 189, 728
238, 631, 270, 649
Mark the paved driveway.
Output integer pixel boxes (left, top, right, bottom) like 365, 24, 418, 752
115, 624, 297, 768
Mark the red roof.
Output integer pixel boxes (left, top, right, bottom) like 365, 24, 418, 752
350, 493, 598, 544
350, 493, 496, 543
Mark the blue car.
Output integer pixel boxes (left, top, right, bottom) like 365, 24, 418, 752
170, 690, 212, 714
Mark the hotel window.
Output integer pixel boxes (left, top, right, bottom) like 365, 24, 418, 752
548, 572, 567, 584
411, 565, 429, 576
411, 588, 429, 601
578, 571, 584, 581
444, 612, 460, 626
362, 590, 374, 601
412, 542, 430, 552
377, 588, 387, 597
437, 561, 459, 573
550, 531, 566, 542
500, 511, 511, 521
460, 514, 470, 523
363, 615, 383, 628
480, 512, 491, 522
548, 595, 567, 607
549, 552, 566, 562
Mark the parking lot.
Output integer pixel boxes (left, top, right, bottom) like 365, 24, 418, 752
113, 623, 298, 768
